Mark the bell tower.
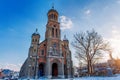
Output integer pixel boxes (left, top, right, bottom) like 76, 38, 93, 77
45, 6, 60, 39
31, 29, 40, 46
45, 7, 64, 78
47, 6, 58, 22
29, 29, 40, 56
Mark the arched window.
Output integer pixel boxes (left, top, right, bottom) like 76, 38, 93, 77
52, 28, 54, 37
41, 50, 44, 56
32, 66, 34, 70
34, 49, 36, 52
56, 29, 58, 38
53, 15, 55, 20
53, 43, 57, 48
51, 14, 54, 19
32, 39, 34, 42
54, 25, 56, 27
35, 39, 37, 42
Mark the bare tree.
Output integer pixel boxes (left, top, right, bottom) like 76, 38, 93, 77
72, 29, 111, 76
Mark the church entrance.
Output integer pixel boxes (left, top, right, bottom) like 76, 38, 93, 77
38, 63, 44, 77
52, 63, 58, 77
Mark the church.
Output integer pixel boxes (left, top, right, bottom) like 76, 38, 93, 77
19, 7, 73, 79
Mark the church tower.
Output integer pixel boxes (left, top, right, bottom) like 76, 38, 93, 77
29, 29, 40, 78
45, 6, 64, 78
29, 29, 40, 59
31, 29, 40, 46
45, 6, 60, 39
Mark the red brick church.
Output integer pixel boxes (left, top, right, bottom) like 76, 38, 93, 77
19, 6, 73, 79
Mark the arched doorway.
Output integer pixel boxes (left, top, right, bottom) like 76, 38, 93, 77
52, 63, 58, 77
38, 63, 44, 77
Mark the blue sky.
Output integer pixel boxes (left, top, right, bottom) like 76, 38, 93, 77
0, 0, 120, 71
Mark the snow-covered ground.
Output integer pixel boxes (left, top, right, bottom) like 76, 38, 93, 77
73, 74, 120, 80
17, 74, 120, 80
73, 75, 120, 80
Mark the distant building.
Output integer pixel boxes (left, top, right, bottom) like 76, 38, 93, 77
0, 69, 4, 78
0, 69, 17, 79
19, 7, 73, 79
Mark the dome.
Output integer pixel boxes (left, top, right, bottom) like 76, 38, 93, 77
47, 6, 59, 22
32, 28, 40, 37
47, 6, 58, 15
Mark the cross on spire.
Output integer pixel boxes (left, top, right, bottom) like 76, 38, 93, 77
52, 3, 54, 9
64, 35, 67, 40
36, 28, 38, 32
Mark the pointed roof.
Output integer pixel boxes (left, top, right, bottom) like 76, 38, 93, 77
32, 28, 40, 37
47, 4, 58, 15
63, 35, 69, 42
52, 3, 54, 9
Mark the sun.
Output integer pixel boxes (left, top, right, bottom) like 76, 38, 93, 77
108, 29, 120, 59
110, 40, 120, 59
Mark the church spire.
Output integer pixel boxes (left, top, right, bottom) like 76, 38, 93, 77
52, 3, 54, 9
32, 28, 40, 36
31, 28, 40, 47
47, 3, 58, 22
63, 35, 68, 40
36, 28, 38, 32
35, 28, 38, 33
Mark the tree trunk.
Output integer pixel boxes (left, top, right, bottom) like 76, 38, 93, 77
90, 61, 93, 75
87, 60, 91, 76
87, 60, 93, 76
